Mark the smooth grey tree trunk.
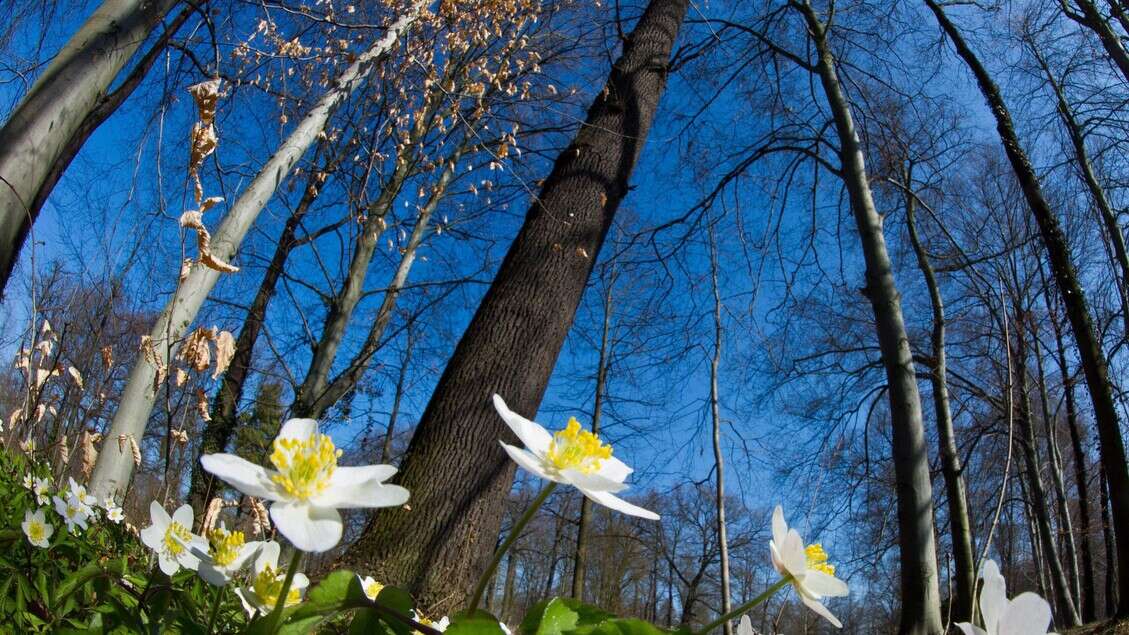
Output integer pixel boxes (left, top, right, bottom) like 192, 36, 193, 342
800, 4, 943, 632
87, 4, 426, 498
708, 226, 733, 635
0, 0, 180, 295
902, 173, 976, 625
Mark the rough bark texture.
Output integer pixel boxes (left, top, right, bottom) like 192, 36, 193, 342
335, 0, 690, 612
0, 0, 180, 295
802, 4, 943, 632
903, 179, 975, 625
88, 6, 425, 499
186, 168, 323, 518
927, 0, 1129, 617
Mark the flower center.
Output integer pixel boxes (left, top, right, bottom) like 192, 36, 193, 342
253, 564, 301, 608
545, 417, 612, 474
364, 580, 384, 600
163, 521, 192, 557
209, 527, 246, 567
805, 543, 836, 576
270, 433, 341, 500
28, 523, 44, 541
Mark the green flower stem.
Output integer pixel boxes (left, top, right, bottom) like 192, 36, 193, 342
206, 584, 225, 634
695, 577, 791, 635
264, 548, 303, 633
468, 481, 558, 611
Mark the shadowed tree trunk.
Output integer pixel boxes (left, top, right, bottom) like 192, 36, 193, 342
799, 3, 943, 631
0, 0, 181, 295
902, 168, 975, 625
926, 1, 1129, 617
335, 0, 691, 612
1060, 0, 1129, 86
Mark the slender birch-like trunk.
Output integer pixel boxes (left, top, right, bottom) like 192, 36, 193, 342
800, 3, 943, 631
88, 5, 426, 498
707, 226, 733, 635
0, 0, 181, 294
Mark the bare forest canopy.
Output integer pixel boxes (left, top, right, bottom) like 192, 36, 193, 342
3, 0, 1129, 633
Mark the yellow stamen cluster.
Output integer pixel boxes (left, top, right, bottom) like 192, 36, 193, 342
28, 522, 45, 542
364, 580, 385, 600
208, 527, 246, 567
253, 564, 302, 608
269, 433, 341, 500
163, 521, 193, 556
545, 417, 612, 474
805, 543, 836, 576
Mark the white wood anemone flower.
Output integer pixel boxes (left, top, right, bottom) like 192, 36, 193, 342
53, 494, 90, 534
492, 394, 659, 520
22, 508, 53, 548
199, 418, 410, 552
189, 524, 264, 586
235, 541, 309, 617
140, 501, 207, 576
957, 560, 1057, 635
769, 505, 849, 628
358, 575, 384, 601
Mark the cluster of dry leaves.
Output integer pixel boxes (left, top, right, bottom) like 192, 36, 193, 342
180, 78, 238, 276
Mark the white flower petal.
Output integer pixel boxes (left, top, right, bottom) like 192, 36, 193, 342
278, 418, 318, 441
955, 625, 987, 635
500, 442, 558, 482
980, 560, 1007, 633
234, 588, 260, 617
737, 616, 754, 635
316, 477, 410, 509
582, 489, 659, 520
595, 456, 633, 483
292, 572, 310, 590
560, 468, 628, 493
772, 505, 787, 548
200, 453, 279, 500
999, 592, 1053, 635
270, 502, 343, 552
781, 529, 807, 576
769, 541, 787, 575
802, 569, 849, 598
158, 553, 180, 576
799, 594, 842, 628
140, 524, 163, 552
493, 394, 553, 453
171, 504, 194, 530
256, 541, 281, 573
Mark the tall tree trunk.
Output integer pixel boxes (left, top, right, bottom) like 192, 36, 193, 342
1031, 317, 1082, 614
572, 280, 613, 601
1045, 273, 1098, 621
381, 327, 416, 464
185, 164, 325, 518
707, 226, 733, 635
0, 0, 180, 295
800, 4, 943, 631
902, 168, 976, 625
1103, 466, 1119, 617
335, 0, 690, 612
926, 1, 1129, 616
1014, 309, 1081, 625
87, 6, 425, 499
1029, 43, 1129, 339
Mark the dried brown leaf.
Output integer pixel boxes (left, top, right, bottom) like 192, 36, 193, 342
212, 330, 235, 379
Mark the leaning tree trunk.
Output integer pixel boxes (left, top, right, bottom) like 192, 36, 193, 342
902, 173, 976, 625
926, 0, 1129, 617
1014, 309, 1082, 625
185, 164, 326, 518
87, 5, 426, 499
335, 0, 690, 612
800, 4, 943, 632
1061, 0, 1129, 88
0, 0, 180, 295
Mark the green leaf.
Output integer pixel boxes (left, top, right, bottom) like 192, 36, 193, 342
576, 618, 685, 635
520, 598, 612, 635
275, 570, 360, 634
54, 560, 126, 608
448, 609, 506, 635
349, 585, 417, 635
